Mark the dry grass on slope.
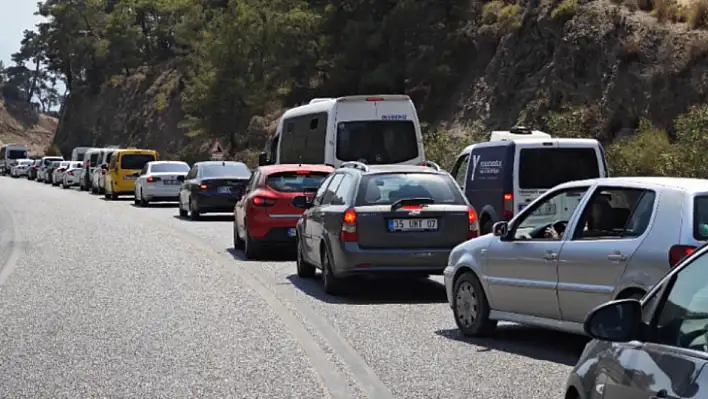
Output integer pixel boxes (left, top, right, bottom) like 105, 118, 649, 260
0, 101, 58, 156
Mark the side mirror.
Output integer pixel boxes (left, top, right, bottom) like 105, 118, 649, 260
292, 195, 313, 209
258, 152, 268, 166
177, 175, 185, 181
492, 221, 508, 238
583, 299, 642, 342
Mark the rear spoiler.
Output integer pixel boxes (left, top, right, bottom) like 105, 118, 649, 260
336, 94, 411, 102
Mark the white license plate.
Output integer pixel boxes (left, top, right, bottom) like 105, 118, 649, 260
123, 175, 136, 180
537, 203, 557, 215
287, 228, 296, 237
217, 186, 231, 194
164, 180, 180, 185
389, 218, 438, 232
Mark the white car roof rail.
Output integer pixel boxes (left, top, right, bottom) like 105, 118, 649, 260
340, 161, 369, 172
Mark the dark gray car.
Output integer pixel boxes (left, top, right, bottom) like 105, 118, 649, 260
295, 161, 480, 295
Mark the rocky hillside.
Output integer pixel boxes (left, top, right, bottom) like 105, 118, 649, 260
24, 0, 708, 172
0, 100, 58, 156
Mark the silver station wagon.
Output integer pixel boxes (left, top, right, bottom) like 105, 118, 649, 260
444, 177, 708, 336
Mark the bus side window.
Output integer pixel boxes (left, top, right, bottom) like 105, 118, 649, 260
450, 154, 470, 188
310, 117, 318, 130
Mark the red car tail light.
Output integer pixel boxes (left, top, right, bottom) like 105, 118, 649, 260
340, 208, 358, 242
669, 245, 696, 267
252, 196, 277, 206
468, 207, 479, 239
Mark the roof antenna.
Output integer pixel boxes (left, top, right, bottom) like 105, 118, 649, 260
222, 161, 225, 166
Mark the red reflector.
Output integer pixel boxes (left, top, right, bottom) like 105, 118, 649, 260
402, 205, 423, 210
366, 97, 384, 101
669, 245, 697, 267
296, 170, 311, 174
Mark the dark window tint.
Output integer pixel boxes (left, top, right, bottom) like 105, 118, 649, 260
333, 174, 356, 205
573, 188, 655, 239
336, 121, 418, 164
89, 153, 100, 165
279, 113, 327, 164
356, 173, 464, 206
321, 174, 344, 205
44, 157, 62, 166
121, 154, 155, 170
200, 163, 250, 178
694, 196, 708, 240
8, 150, 27, 159
266, 171, 329, 193
518, 148, 600, 189
150, 163, 189, 173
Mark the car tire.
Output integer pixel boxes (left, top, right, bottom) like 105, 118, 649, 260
321, 246, 342, 295
233, 223, 244, 249
296, 236, 315, 278
134, 193, 140, 205
452, 271, 497, 337
189, 198, 200, 220
178, 198, 188, 217
243, 227, 261, 259
139, 190, 148, 207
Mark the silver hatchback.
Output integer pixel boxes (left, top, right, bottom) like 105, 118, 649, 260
444, 177, 708, 337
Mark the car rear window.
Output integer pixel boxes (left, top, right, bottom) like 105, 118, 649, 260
518, 147, 601, 189
356, 173, 464, 206
201, 163, 250, 178
694, 196, 708, 240
121, 154, 155, 170
266, 171, 330, 193
151, 163, 189, 173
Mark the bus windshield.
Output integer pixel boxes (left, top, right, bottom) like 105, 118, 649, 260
336, 121, 418, 164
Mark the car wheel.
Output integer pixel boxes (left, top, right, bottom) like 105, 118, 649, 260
321, 246, 342, 295
178, 197, 188, 217
62, 181, 68, 189
296, 236, 315, 278
139, 190, 148, 206
453, 271, 497, 337
233, 222, 244, 249
243, 226, 261, 259
134, 192, 140, 205
189, 197, 200, 220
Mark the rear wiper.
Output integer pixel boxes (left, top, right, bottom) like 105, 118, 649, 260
391, 197, 434, 211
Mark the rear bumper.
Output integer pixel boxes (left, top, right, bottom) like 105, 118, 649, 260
143, 185, 180, 201
248, 212, 301, 241
66, 175, 80, 184
194, 194, 238, 213
331, 243, 452, 277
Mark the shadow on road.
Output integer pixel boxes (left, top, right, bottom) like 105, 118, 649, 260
226, 247, 294, 262
130, 203, 176, 208
172, 214, 232, 222
435, 325, 589, 366
101, 197, 133, 201
287, 273, 448, 305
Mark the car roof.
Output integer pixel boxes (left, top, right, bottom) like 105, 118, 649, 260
148, 160, 186, 164
259, 164, 334, 174
460, 138, 600, 154
557, 176, 708, 194
339, 164, 444, 175
195, 161, 246, 166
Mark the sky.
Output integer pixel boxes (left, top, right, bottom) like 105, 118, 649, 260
0, 1, 44, 67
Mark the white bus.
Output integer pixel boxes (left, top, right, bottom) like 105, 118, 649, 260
0, 144, 29, 175
259, 95, 425, 167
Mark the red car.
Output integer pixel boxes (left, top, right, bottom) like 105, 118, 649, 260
233, 164, 334, 258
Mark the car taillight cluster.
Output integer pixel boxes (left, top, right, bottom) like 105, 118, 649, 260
340, 209, 358, 242
101, 169, 106, 175
67, 171, 73, 176
503, 193, 513, 219
252, 196, 277, 206
468, 207, 479, 239
669, 245, 696, 267
147, 176, 161, 183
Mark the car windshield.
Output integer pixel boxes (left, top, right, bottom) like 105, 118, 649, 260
151, 163, 189, 173
201, 163, 250, 178
336, 121, 419, 164
121, 154, 155, 170
59, 162, 69, 168
8, 149, 27, 159
356, 173, 463, 206
518, 148, 601, 189
266, 171, 330, 193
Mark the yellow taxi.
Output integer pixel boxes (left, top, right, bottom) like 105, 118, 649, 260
103, 148, 159, 199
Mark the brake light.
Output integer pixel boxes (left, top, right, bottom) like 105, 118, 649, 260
101, 169, 106, 175
252, 196, 277, 206
67, 171, 73, 176
340, 208, 358, 242
669, 245, 697, 267
402, 205, 423, 210
199, 184, 208, 190
296, 170, 311, 174
366, 96, 384, 101
147, 176, 161, 183
468, 207, 480, 239
503, 193, 513, 219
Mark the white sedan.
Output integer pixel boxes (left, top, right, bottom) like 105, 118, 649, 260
134, 161, 190, 206
10, 159, 33, 177
62, 161, 84, 189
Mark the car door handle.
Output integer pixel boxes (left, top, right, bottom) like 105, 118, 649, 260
607, 253, 627, 261
542, 251, 557, 261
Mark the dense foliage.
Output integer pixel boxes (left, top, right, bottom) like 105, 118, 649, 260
12, 0, 472, 153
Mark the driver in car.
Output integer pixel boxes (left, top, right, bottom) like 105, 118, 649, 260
544, 194, 613, 239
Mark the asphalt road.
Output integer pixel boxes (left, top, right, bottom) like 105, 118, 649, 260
0, 176, 590, 398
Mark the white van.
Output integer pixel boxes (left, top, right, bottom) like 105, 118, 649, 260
0, 144, 29, 175
259, 95, 425, 167
71, 146, 93, 162
449, 130, 608, 234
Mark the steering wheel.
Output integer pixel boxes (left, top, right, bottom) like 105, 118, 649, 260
551, 220, 568, 233
681, 326, 708, 350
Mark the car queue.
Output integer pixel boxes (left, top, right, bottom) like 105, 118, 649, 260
5, 95, 708, 398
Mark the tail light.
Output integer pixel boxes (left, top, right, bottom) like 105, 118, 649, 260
58, 168, 65, 172
67, 171, 73, 176
366, 97, 384, 101
199, 184, 208, 190
252, 196, 277, 206
101, 169, 106, 175
669, 245, 697, 267
503, 193, 514, 219
147, 176, 161, 183
340, 208, 358, 242
468, 207, 479, 239
86, 161, 91, 167
402, 205, 423, 210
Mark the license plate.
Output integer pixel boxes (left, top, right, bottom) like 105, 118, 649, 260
537, 203, 557, 215
287, 228, 296, 237
218, 186, 231, 194
164, 180, 180, 185
123, 175, 136, 180
388, 218, 438, 232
